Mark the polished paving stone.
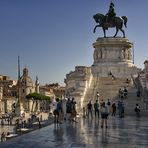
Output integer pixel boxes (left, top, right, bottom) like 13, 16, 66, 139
0, 116, 148, 148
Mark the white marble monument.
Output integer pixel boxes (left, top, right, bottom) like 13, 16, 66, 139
92, 37, 137, 78
65, 37, 140, 110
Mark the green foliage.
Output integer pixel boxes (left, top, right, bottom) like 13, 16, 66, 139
26, 92, 51, 102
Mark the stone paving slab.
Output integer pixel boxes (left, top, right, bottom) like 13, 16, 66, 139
0, 116, 148, 148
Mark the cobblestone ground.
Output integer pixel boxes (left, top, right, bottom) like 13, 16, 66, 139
0, 115, 148, 148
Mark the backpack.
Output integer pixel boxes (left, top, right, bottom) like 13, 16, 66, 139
134, 107, 138, 112
135, 106, 140, 112
57, 102, 62, 111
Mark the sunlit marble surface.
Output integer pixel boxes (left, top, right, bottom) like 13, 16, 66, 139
0, 116, 148, 148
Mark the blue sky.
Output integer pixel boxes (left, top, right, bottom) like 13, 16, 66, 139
0, 0, 147, 85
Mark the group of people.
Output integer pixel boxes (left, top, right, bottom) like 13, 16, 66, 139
83, 97, 127, 128
118, 87, 128, 99
0, 114, 13, 126
84, 99, 110, 128
52, 98, 77, 124
83, 87, 142, 127
85, 99, 117, 118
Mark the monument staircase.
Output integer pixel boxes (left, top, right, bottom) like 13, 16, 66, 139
83, 76, 148, 116
124, 86, 148, 116
65, 37, 147, 116
94, 77, 129, 101
83, 77, 129, 105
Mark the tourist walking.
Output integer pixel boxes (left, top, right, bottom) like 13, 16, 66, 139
71, 98, 77, 122
123, 87, 128, 99
100, 102, 108, 128
135, 103, 140, 117
62, 98, 67, 120
53, 98, 59, 124
37, 117, 41, 128
94, 100, 100, 119
106, 99, 111, 114
87, 101, 93, 119
56, 99, 63, 124
96, 92, 100, 101
118, 88, 123, 99
111, 102, 116, 116
66, 98, 72, 121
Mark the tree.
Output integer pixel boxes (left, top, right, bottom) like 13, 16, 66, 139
26, 92, 51, 101
26, 93, 51, 112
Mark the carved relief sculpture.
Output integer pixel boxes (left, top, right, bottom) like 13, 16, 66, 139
93, 49, 98, 61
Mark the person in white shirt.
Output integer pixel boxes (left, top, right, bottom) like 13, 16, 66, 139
100, 102, 108, 128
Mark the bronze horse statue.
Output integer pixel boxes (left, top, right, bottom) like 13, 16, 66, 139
93, 13, 128, 38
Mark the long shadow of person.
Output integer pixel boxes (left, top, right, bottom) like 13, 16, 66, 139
101, 128, 109, 144
53, 126, 64, 144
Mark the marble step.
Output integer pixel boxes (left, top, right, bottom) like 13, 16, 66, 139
124, 109, 148, 116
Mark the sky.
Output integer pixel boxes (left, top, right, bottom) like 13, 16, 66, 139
0, 0, 147, 85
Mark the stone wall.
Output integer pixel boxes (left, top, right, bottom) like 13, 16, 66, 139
139, 60, 148, 91
65, 66, 92, 108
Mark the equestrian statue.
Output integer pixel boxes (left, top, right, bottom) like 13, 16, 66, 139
93, 1, 128, 38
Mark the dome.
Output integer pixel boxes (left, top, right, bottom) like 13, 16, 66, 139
20, 68, 34, 87
23, 67, 29, 76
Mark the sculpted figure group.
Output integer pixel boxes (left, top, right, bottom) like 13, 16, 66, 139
94, 48, 132, 62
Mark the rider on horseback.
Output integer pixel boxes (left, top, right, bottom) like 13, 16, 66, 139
93, 1, 127, 37
106, 1, 116, 24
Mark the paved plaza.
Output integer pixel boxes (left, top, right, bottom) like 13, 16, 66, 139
0, 115, 148, 148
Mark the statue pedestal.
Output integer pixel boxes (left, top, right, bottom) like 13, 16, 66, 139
91, 37, 138, 78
